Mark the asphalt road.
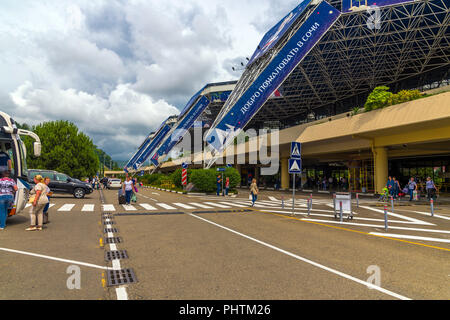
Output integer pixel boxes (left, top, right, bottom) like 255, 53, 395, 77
1, 187, 449, 300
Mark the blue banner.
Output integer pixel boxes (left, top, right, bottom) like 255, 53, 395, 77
342, 0, 416, 12
132, 124, 171, 170
125, 118, 169, 171
151, 95, 211, 167
247, 0, 313, 66
206, 1, 341, 153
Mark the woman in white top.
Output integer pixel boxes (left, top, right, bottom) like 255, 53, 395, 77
122, 176, 135, 205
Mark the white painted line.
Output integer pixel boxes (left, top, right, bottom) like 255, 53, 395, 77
140, 203, 157, 210
0, 248, 109, 270
360, 206, 434, 226
152, 192, 160, 195
370, 233, 450, 243
188, 214, 410, 300
122, 205, 137, 211
203, 202, 231, 208
156, 203, 176, 210
81, 204, 95, 212
411, 211, 450, 221
115, 287, 128, 300
301, 218, 450, 234
189, 203, 214, 209
102, 204, 116, 212
58, 204, 75, 212
268, 196, 279, 202
173, 203, 195, 209
256, 200, 283, 207
219, 202, 249, 208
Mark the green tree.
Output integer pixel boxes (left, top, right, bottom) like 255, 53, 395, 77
23, 121, 99, 179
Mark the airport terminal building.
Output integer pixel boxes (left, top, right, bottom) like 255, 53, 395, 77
125, 0, 450, 195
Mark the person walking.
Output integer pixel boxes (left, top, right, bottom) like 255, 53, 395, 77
250, 178, 259, 207
225, 177, 230, 196
0, 170, 18, 230
407, 177, 417, 201
386, 176, 394, 197
26, 175, 49, 231
122, 176, 134, 205
426, 177, 437, 201
216, 175, 222, 196
42, 177, 53, 224
392, 177, 401, 200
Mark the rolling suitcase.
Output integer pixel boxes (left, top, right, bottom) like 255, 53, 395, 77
118, 190, 126, 204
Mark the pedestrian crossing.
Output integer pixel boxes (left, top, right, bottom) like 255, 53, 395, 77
23, 197, 346, 213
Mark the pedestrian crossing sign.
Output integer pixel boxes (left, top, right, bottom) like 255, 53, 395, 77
289, 158, 302, 174
291, 142, 301, 159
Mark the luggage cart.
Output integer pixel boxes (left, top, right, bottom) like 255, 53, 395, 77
333, 193, 354, 220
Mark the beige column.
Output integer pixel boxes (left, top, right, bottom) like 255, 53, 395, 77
373, 147, 388, 194
281, 158, 289, 190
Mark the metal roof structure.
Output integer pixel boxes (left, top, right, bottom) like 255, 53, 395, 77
218, 0, 450, 130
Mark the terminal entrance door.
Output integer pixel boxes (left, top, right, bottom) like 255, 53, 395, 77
348, 160, 374, 193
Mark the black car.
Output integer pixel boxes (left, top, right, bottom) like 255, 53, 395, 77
28, 169, 93, 199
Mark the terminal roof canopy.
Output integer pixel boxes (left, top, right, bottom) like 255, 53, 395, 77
224, 0, 450, 129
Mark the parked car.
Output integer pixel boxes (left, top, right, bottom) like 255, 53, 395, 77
108, 178, 122, 189
28, 169, 93, 199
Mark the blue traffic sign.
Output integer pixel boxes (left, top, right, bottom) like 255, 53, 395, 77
182, 162, 188, 169
291, 142, 301, 159
289, 158, 302, 174
217, 168, 226, 172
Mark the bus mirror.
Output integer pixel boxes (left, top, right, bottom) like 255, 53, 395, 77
33, 142, 41, 157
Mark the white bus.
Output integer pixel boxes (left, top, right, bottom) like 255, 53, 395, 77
0, 111, 41, 216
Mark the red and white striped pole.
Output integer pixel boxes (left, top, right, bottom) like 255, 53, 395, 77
182, 169, 187, 186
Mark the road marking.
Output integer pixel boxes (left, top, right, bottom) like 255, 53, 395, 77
140, 203, 157, 210
58, 204, 75, 212
255, 209, 450, 252
0, 247, 109, 270
102, 204, 115, 212
203, 202, 231, 208
260, 210, 411, 224
411, 211, 450, 221
188, 213, 411, 300
189, 203, 214, 209
152, 192, 160, 195
81, 204, 95, 212
156, 203, 177, 210
255, 200, 283, 207
268, 196, 279, 202
360, 206, 434, 226
122, 205, 137, 211
369, 233, 450, 243
301, 218, 450, 234
173, 203, 195, 209
219, 202, 249, 208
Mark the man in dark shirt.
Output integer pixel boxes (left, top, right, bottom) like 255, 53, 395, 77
0, 144, 12, 172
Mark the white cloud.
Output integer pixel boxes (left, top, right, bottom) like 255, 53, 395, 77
0, 0, 298, 159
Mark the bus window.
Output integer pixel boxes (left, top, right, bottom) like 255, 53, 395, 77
0, 142, 14, 175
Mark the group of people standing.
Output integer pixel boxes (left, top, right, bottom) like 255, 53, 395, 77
387, 176, 437, 201
0, 171, 53, 232
216, 175, 230, 196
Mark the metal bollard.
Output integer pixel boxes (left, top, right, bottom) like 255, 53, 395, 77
391, 196, 394, 213
307, 199, 311, 216
333, 193, 336, 216
431, 199, 434, 217
281, 196, 284, 209
356, 193, 359, 208
384, 205, 388, 231
340, 201, 343, 223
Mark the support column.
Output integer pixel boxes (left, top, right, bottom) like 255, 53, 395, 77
281, 158, 289, 190
373, 147, 388, 195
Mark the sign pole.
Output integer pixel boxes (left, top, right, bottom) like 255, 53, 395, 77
292, 173, 296, 215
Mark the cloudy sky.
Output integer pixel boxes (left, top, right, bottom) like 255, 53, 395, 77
0, 0, 299, 160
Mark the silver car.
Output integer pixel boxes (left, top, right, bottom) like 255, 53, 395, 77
108, 178, 122, 189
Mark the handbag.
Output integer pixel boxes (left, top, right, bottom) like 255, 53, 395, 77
28, 194, 36, 204
131, 193, 137, 203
